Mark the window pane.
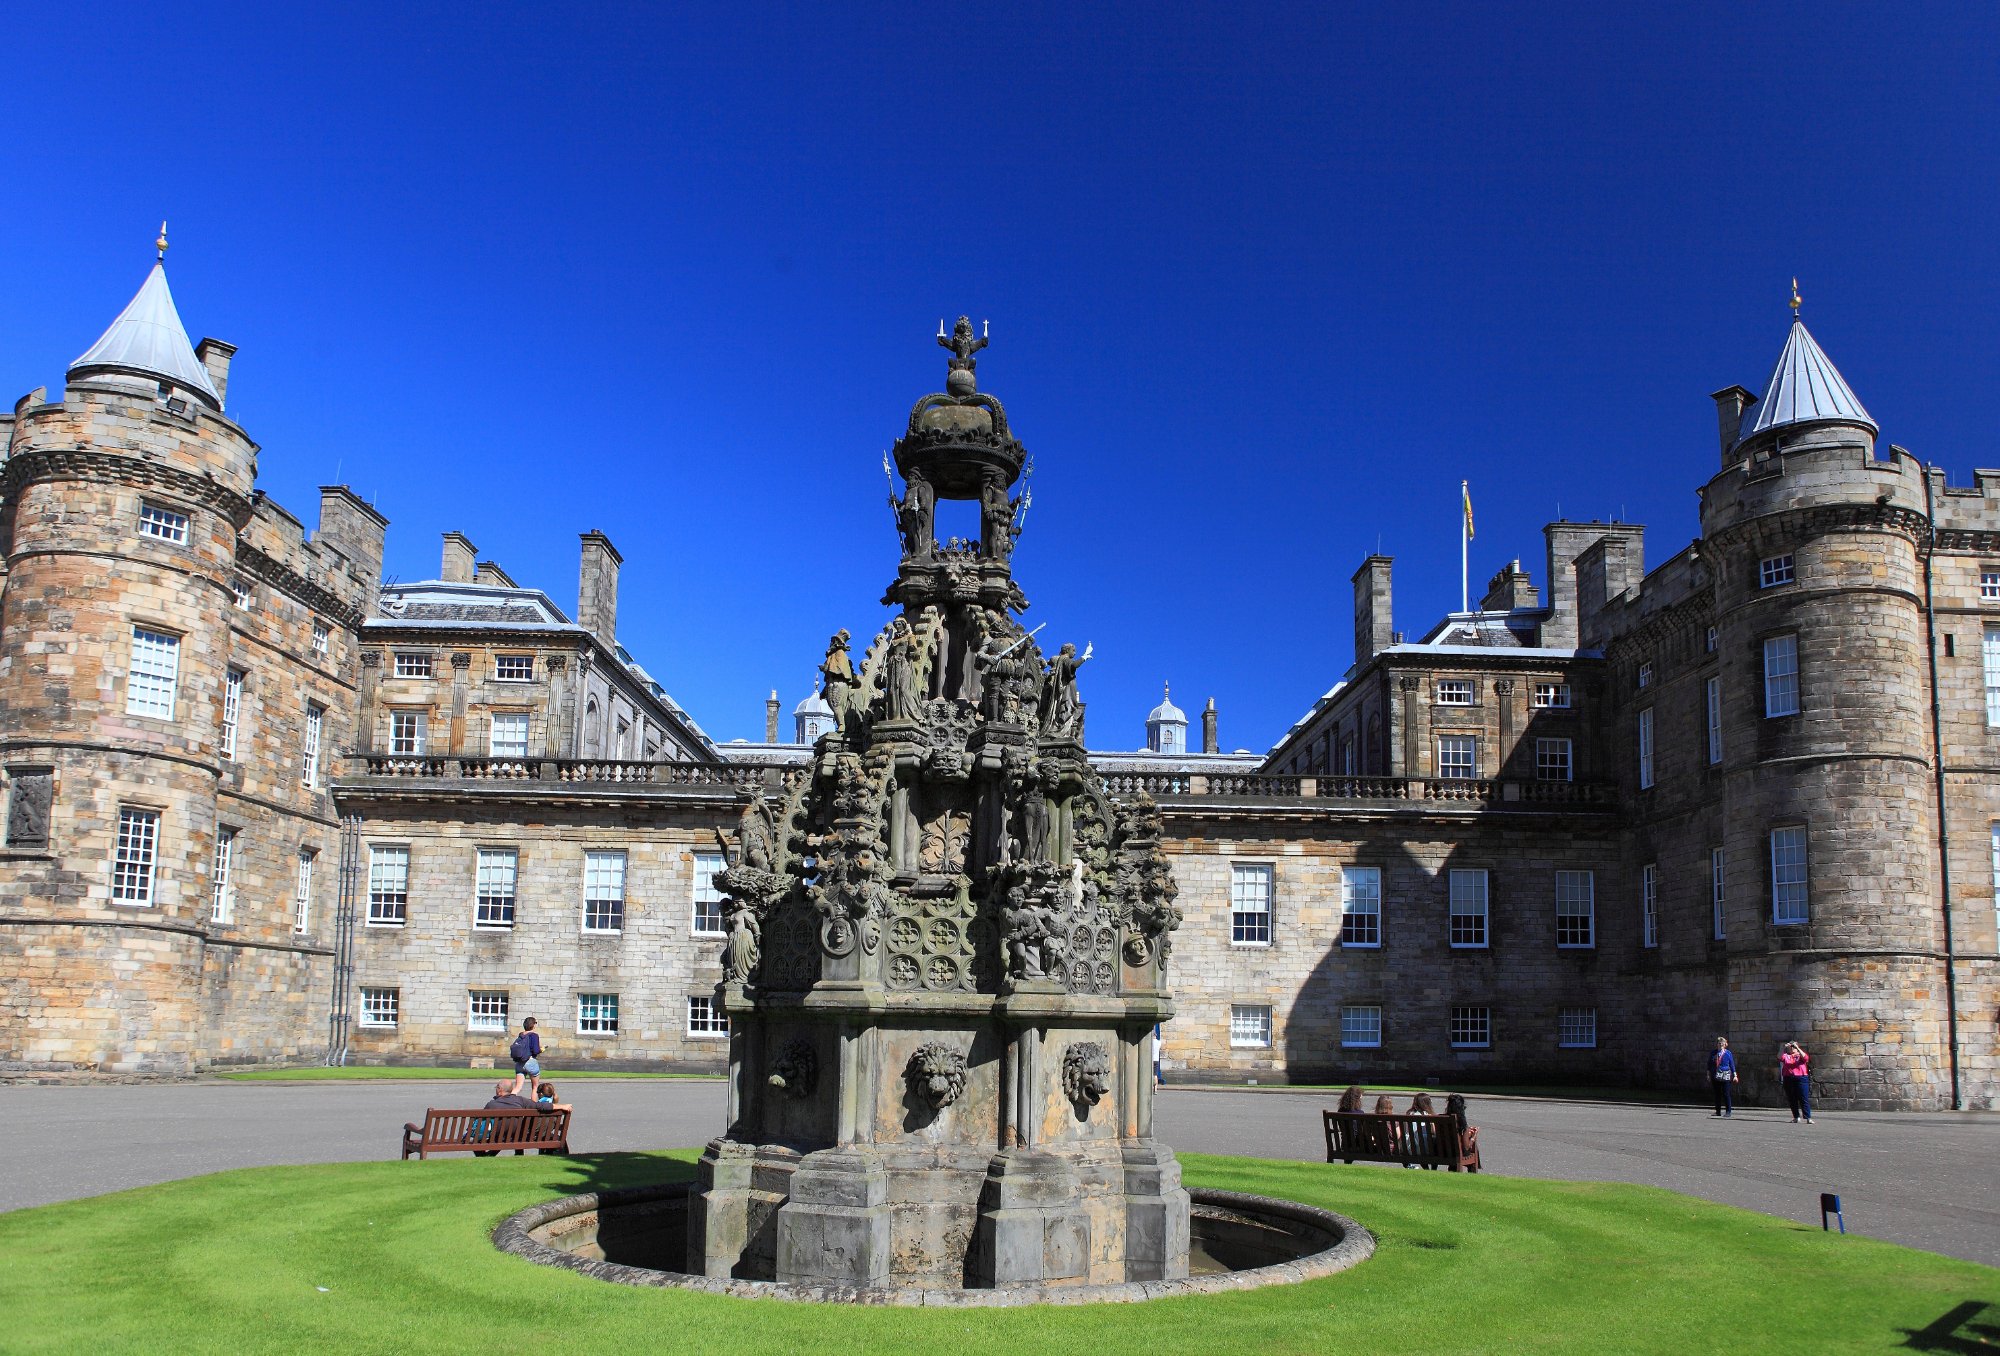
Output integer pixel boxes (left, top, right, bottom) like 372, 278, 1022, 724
1771, 827, 1808, 924
1705, 675, 1722, 764
1764, 635, 1800, 718
490, 712, 529, 758
477, 848, 518, 927
1449, 1005, 1490, 1048
1230, 863, 1273, 945
1228, 1004, 1272, 1047
687, 994, 729, 1035
578, 992, 620, 1034
1340, 866, 1381, 946
1637, 708, 1654, 788
112, 808, 159, 904
693, 852, 726, 935
1711, 846, 1726, 940
210, 829, 235, 923
222, 670, 245, 760
1555, 870, 1594, 947
293, 851, 315, 933
127, 628, 180, 719
367, 845, 409, 925
138, 502, 189, 543
360, 987, 399, 1028
303, 703, 324, 787
1438, 736, 1476, 779
1339, 1005, 1381, 1048
468, 990, 510, 1031
1449, 869, 1488, 947
1641, 863, 1659, 947
1536, 738, 1572, 782
583, 851, 627, 932
1558, 1006, 1596, 1048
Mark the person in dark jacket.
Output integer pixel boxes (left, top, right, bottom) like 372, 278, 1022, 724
1709, 1036, 1738, 1118
510, 1017, 544, 1082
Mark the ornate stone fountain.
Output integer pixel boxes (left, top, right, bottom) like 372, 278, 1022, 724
688, 318, 1189, 1291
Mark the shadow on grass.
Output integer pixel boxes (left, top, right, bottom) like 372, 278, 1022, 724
503, 1150, 698, 1202
1901, 1299, 2000, 1352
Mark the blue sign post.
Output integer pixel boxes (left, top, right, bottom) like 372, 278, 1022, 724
1819, 1192, 1845, 1234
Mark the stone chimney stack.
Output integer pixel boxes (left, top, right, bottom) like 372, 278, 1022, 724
315, 487, 388, 597
194, 338, 236, 410
1201, 698, 1218, 754
766, 690, 781, 743
1352, 555, 1394, 667
578, 530, 622, 641
1711, 385, 1757, 467
1481, 559, 1541, 612
440, 532, 477, 583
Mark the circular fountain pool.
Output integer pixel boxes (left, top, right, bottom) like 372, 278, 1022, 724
496, 1182, 1372, 1306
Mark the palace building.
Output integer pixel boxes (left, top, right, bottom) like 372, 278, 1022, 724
1, 246, 1992, 1111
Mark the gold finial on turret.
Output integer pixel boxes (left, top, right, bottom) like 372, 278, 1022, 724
1790, 277, 1802, 318
155, 220, 169, 261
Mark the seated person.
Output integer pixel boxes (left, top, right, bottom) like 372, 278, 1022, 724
534, 1081, 572, 1113
1336, 1084, 1367, 1113
470, 1078, 538, 1156
1445, 1092, 1481, 1168
1370, 1094, 1399, 1156
1405, 1092, 1439, 1165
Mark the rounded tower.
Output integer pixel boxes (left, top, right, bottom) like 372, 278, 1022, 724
1700, 290, 1944, 1109
0, 234, 256, 1072
1144, 684, 1187, 754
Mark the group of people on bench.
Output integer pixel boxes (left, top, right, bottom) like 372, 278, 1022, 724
1334, 1086, 1479, 1167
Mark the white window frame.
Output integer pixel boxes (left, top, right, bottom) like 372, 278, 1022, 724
1535, 737, 1572, 783
1339, 1005, 1382, 1049
1985, 627, 2000, 728
231, 577, 253, 609
476, 847, 518, 929
366, 844, 409, 927
1764, 635, 1801, 718
1449, 1005, 1491, 1049
1641, 863, 1659, 948
1983, 569, 2000, 603
293, 849, 316, 933
1771, 826, 1808, 926
311, 622, 329, 656
358, 986, 399, 1029
1759, 554, 1795, 588
1554, 870, 1595, 948
582, 850, 627, 934
1228, 1004, 1273, 1048
138, 501, 190, 544
1705, 625, 1718, 653
490, 711, 530, 759
1437, 735, 1477, 780
1558, 1006, 1597, 1049
1637, 662, 1653, 689
1705, 675, 1722, 765
496, 654, 535, 682
577, 992, 620, 1035
1229, 862, 1273, 946
221, 669, 245, 760
1532, 681, 1570, 709
394, 652, 434, 679
1436, 679, 1473, 706
303, 702, 325, 788
1448, 868, 1489, 948
687, 994, 729, 1037
210, 827, 236, 924
1340, 866, 1381, 947
111, 807, 160, 905
390, 710, 428, 756
1636, 708, 1654, 789
1711, 846, 1726, 940
692, 851, 726, 936
126, 627, 180, 720
468, 989, 510, 1033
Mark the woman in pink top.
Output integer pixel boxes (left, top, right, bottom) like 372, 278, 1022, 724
1779, 1041, 1814, 1123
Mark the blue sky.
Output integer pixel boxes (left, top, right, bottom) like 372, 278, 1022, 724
3, 4, 1995, 751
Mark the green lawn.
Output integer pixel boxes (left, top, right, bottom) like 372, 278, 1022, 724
219, 1065, 718, 1082
1187, 1081, 1693, 1106
1, 1151, 1991, 1355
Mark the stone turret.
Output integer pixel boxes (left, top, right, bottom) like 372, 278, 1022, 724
691, 320, 1187, 1291
1697, 295, 1945, 1108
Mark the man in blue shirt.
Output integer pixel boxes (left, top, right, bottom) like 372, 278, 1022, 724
510, 1017, 543, 1082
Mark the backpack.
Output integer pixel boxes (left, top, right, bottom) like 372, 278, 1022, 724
510, 1033, 532, 1064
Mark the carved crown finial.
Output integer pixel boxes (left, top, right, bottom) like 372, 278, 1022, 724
937, 315, 989, 395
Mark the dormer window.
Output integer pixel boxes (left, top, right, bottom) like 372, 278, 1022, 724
138, 502, 189, 545
1759, 554, 1795, 588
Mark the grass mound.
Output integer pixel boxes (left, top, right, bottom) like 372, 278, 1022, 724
0, 1151, 1990, 1354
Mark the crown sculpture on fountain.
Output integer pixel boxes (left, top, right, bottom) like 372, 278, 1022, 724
692, 318, 1188, 1293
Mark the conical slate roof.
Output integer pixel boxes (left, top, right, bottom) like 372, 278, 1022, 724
69, 262, 221, 405
1738, 319, 1875, 443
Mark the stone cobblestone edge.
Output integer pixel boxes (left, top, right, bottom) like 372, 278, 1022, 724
492, 1181, 1375, 1306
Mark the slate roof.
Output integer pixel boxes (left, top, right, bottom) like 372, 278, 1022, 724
70, 262, 222, 405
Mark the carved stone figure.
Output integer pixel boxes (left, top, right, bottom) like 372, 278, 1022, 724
974, 629, 1038, 725
892, 475, 934, 561
768, 1039, 818, 1100
723, 897, 761, 983
1014, 766, 1050, 864
1062, 1042, 1111, 1110
979, 474, 1014, 560
820, 629, 856, 739
906, 1042, 968, 1111
938, 315, 987, 374
1038, 642, 1090, 738
999, 860, 1067, 980
4, 771, 51, 850
884, 615, 920, 722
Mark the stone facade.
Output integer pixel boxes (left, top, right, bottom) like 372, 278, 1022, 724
0, 253, 1991, 1113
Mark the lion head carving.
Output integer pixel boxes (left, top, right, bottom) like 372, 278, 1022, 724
1061, 1041, 1112, 1111
906, 1042, 968, 1111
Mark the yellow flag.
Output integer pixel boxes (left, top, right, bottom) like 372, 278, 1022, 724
1462, 481, 1474, 540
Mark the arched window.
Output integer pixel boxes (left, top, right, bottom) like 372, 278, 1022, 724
584, 699, 601, 756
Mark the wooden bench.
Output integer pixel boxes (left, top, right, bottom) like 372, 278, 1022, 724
401, 1107, 571, 1160
1322, 1110, 1481, 1172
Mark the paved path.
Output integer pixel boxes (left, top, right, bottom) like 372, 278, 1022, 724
3, 1080, 1993, 1266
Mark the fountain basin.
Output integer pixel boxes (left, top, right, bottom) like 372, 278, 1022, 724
495, 1181, 1371, 1305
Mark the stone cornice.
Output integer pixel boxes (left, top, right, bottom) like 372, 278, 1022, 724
1604, 593, 1714, 663
1706, 502, 1930, 553
0, 444, 251, 525
236, 540, 368, 629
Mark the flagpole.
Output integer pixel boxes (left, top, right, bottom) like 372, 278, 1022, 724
1460, 480, 1469, 614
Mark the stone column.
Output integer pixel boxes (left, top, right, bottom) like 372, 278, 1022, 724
541, 654, 568, 761
356, 651, 382, 754
448, 651, 471, 755
1399, 674, 1421, 776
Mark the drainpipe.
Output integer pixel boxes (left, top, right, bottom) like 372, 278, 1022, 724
1915, 453, 1964, 1110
